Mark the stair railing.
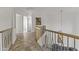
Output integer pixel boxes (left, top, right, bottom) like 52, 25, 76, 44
45, 29, 79, 51
0, 28, 12, 51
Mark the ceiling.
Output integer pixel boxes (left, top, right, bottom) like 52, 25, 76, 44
25, 7, 79, 13
15, 7, 79, 14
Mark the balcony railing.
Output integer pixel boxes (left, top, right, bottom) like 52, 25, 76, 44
36, 25, 79, 51
0, 28, 12, 51
45, 29, 79, 51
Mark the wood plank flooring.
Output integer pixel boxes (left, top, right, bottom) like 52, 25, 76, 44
9, 32, 43, 51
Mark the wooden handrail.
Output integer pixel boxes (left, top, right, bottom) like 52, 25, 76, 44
46, 29, 79, 39
0, 28, 12, 33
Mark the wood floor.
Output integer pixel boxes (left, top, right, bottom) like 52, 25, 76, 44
9, 32, 43, 51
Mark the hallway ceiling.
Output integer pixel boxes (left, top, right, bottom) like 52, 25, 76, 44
25, 7, 79, 13
15, 7, 79, 14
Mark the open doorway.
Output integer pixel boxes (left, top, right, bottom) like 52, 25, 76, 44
16, 13, 32, 34
23, 16, 32, 32
16, 13, 23, 34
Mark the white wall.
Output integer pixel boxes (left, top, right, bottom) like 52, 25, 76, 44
32, 8, 75, 33
74, 14, 79, 35
0, 8, 13, 30
62, 12, 75, 34
32, 8, 59, 32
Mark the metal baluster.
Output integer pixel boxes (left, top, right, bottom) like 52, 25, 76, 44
8, 30, 10, 48
74, 38, 76, 51
8, 30, 10, 47
10, 30, 12, 46
54, 33, 56, 51
52, 32, 53, 45
51, 32, 53, 51
6, 31, 8, 48
2, 33, 3, 51
5, 31, 6, 48
45, 31, 47, 48
3, 32, 6, 51
48, 32, 52, 50
57, 34, 59, 51
62, 35, 64, 51
67, 36, 69, 51
60, 35, 63, 51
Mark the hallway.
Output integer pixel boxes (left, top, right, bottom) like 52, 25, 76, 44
9, 32, 42, 51
1, 7, 79, 51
